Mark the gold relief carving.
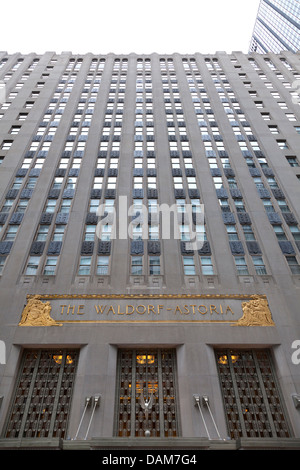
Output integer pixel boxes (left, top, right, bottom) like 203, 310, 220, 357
234, 295, 275, 327
19, 295, 62, 327
20, 293, 275, 326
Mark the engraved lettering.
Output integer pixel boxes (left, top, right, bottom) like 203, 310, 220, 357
126, 305, 134, 315
210, 304, 218, 315
94, 305, 107, 314
148, 305, 156, 315
107, 305, 115, 315
67, 305, 76, 315
60, 305, 67, 315
117, 305, 125, 315
136, 304, 146, 315
198, 305, 207, 315
174, 305, 182, 314
226, 306, 234, 315
77, 305, 85, 315
157, 305, 163, 314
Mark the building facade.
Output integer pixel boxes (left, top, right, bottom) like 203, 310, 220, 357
0, 51, 299, 450
249, 0, 300, 53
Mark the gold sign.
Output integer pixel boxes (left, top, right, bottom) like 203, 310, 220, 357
18, 294, 275, 327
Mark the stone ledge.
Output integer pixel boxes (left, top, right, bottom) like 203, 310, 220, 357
0, 438, 62, 450
236, 438, 300, 450
0, 437, 299, 450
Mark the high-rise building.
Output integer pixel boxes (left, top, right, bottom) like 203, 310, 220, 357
249, 0, 300, 53
0, 51, 299, 451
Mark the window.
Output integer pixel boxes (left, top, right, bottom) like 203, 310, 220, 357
1, 200, 13, 213
286, 256, 300, 275
149, 256, 160, 275
234, 200, 246, 212
11, 177, 24, 189
131, 256, 143, 275
200, 256, 214, 275
242, 225, 255, 241
0, 256, 7, 274
115, 349, 179, 438
234, 256, 249, 275
97, 256, 109, 275
15, 200, 28, 213
273, 226, 287, 240
252, 255, 267, 275
25, 256, 40, 275
215, 349, 291, 439
52, 225, 65, 241
84, 225, 96, 241
183, 256, 195, 275
3, 226, 18, 241
277, 140, 288, 149
226, 225, 239, 241
5, 349, 78, 438
43, 256, 58, 275
60, 200, 72, 213
52, 177, 64, 189
286, 156, 299, 167
36, 225, 49, 242
26, 177, 38, 189
45, 199, 57, 213
78, 256, 91, 275
1, 140, 13, 150
290, 226, 300, 241
89, 199, 100, 213
93, 177, 103, 189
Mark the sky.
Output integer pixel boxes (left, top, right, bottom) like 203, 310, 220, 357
1, 0, 261, 55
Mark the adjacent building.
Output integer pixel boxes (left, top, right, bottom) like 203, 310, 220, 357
249, 0, 300, 53
0, 51, 299, 450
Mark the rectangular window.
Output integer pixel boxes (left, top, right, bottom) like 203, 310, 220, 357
60, 200, 72, 213
149, 256, 160, 275
286, 256, 300, 274
4, 226, 18, 241
252, 255, 267, 275
36, 225, 49, 242
242, 225, 255, 241
115, 349, 179, 438
45, 199, 57, 213
215, 349, 291, 439
97, 256, 109, 275
0, 256, 7, 274
84, 225, 96, 241
52, 226, 65, 242
5, 349, 78, 438
234, 256, 249, 275
78, 256, 91, 275
25, 256, 40, 275
183, 256, 195, 275
200, 256, 214, 275
43, 256, 58, 276
131, 256, 143, 275
226, 225, 239, 241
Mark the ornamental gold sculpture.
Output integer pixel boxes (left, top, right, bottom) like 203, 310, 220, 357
234, 295, 275, 327
19, 295, 62, 326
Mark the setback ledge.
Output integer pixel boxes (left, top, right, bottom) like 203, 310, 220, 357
0, 437, 300, 450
